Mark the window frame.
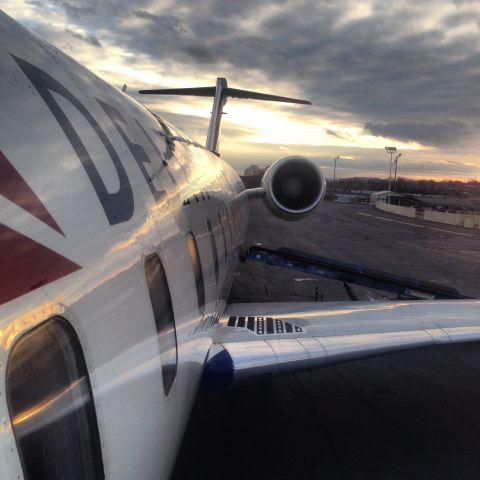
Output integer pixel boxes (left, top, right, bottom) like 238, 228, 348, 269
6, 317, 104, 480
218, 212, 228, 263
144, 253, 178, 396
206, 220, 219, 284
186, 232, 205, 313
225, 207, 234, 243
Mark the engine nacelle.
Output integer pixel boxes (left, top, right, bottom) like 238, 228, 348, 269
261, 156, 326, 220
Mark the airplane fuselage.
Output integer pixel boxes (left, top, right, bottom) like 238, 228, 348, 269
4, 10, 480, 480
0, 11, 248, 479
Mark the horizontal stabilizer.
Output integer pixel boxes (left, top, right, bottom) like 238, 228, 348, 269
139, 86, 217, 96
224, 87, 310, 104
139, 86, 310, 104
139, 77, 311, 155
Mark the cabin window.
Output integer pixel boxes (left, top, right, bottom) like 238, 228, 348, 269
144, 254, 177, 396
231, 203, 236, 220
207, 220, 219, 283
225, 207, 234, 243
218, 212, 228, 262
186, 232, 205, 312
6, 317, 104, 480
232, 203, 238, 229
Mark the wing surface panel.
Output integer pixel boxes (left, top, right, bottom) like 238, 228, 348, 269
202, 300, 480, 388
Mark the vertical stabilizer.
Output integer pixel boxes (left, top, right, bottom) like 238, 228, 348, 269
206, 78, 228, 155
139, 79, 311, 156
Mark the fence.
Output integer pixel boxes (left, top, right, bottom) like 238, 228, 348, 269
375, 202, 480, 229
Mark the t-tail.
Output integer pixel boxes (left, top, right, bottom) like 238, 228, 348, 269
139, 78, 311, 155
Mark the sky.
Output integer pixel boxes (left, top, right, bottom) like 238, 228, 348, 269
2, 0, 480, 180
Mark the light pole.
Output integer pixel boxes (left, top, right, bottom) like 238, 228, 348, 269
385, 146, 397, 192
393, 153, 402, 193
333, 156, 339, 192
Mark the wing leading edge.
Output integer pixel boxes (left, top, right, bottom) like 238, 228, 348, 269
202, 300, 480, 389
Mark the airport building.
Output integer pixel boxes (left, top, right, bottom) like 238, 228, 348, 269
369, 191, 403, 204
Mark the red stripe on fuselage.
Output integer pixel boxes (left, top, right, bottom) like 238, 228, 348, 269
0, 224, 80, 306
0, 150, 64, 235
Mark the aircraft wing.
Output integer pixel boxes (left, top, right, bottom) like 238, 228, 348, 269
202, 300, 480, 389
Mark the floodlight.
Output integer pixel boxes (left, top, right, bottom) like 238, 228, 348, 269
385, 146, 397, 192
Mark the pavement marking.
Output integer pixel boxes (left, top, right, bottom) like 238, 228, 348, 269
358, 212, 474, 237
396, 240, 480, 264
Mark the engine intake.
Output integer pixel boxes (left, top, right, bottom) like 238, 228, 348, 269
261, 156, 326, 220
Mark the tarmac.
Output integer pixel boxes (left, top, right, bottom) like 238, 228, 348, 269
172, 200, 480, 479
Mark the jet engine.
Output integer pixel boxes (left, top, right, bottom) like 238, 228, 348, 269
261, 156, 326, 220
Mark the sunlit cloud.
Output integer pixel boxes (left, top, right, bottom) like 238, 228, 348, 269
2, 0, 480, 180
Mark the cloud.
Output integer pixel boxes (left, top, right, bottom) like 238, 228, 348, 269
58, 1, 98, 19
442, 10, 479, 28
325, 128, 353, 141
180, 43, 216, 63
363, 120, 472, 146
20, 0, 480, 143
133, 10, 162, 22
109, 1, 479, 151
132, 10, 188, 36
5, 0, 480, 178
65, 27, 102, 47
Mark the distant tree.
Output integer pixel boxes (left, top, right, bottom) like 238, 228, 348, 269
324, 175, 478, 198
243, 164, 262, 176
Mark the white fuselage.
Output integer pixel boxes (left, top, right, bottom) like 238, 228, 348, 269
0, 11, 248, 479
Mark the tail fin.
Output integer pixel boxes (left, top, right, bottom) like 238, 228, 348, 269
139, 78, 311, 155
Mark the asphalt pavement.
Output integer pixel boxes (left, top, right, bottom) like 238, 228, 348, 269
172, 200, 480, 480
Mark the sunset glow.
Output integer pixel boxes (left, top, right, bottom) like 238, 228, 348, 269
2, 1, 479, 180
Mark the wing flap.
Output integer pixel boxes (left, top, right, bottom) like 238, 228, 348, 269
202, 300, 480, 389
